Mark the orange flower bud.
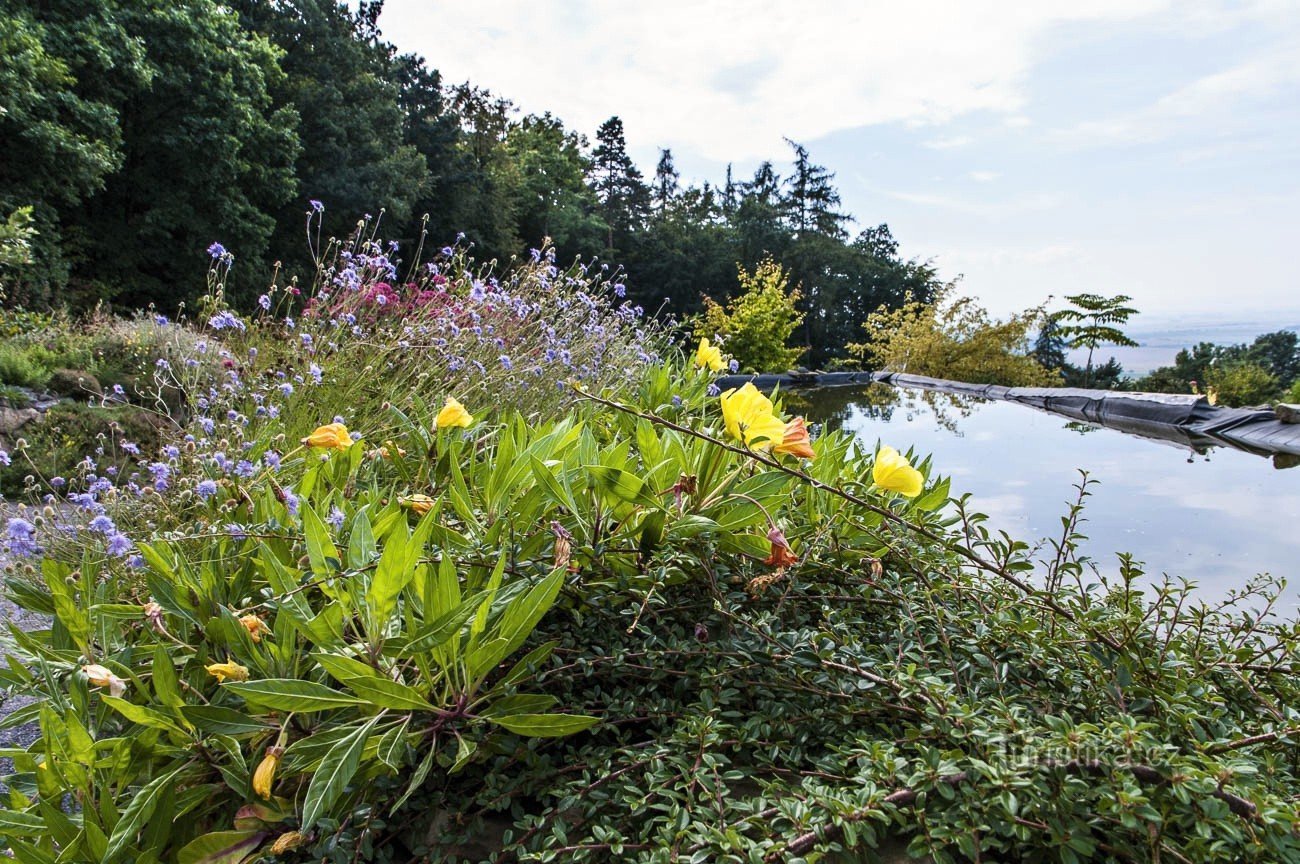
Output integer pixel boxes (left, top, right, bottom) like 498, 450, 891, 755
773, 417, 815, 460
253, 746, 283, 799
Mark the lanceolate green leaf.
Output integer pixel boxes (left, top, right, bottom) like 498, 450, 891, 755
485, 713, 599, 738
343, 677, 430, 711
302, 503, 341, 579
300, 716, 379, 829
177, 830, 267, 864
224, 679, 364, 712
103, 764, 186, 862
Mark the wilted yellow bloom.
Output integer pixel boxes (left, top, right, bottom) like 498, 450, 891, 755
240, 614, 270, 643
253, 746, 283, 799
270, 832, 308, 855
694, 337, 726, 372
435, 396, 473, 429
400, 494, 435, 516
719, 383, 786, 449
300, 422, 352, 450
772, 417, 815, 460
206, 660, 250, 683
872, 445, 924, 498
82, 664, 127, 698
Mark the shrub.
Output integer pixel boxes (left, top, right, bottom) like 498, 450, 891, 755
849, 287, 1060, 386
698, 258, 805, 372
0, 343, 47, 388
1206, 361, 1277, 407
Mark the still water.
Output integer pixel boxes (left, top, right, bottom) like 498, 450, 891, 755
795, 385, 1300, 611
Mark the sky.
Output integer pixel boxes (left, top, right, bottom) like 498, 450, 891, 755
379, 0, 1300, 328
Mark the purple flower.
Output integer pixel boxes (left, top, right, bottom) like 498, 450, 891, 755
207, 242, 227, 259
88, 515, 116, 534
283, 490, 300, 517
121, 441, 140, 456
614, 283, 626, 298
263, 452, 281, 471
197, 480, 219, 500
499, 355, 513, 371
258, 294, 272, 311
0, 450, 11, 467
375, 294, 387, 306
234, 460, 256, 479
279, 383, 294, 397
208, 311, 245, 331
309, 199, 324, 213
126, 554, 145, 569
469, 282, 486, 303
154, 358, 169, 371
106, 533, 132, 557
441, 246, 453, 257
154, 314, 169, 326
326, 507, 346, 530
309, 363, 322, 384
729, 359, 740, 373
5, 518, 40, 558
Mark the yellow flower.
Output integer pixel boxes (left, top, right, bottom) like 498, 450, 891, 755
872, 446, 924, 498
719, 383, 786, 449
435, 396, 473, 429
400, 494, 435, 516
240, 614, 270, 643
206, 660, 250, 683
301, 422, 352, 451
253, 746, 283, 799
772, 417, 815, 460
270, 832, 308, 855
694, 337, 726, 372
82, 663, 127, 698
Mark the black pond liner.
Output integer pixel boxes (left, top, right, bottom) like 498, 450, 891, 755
714, 370, 1300, 464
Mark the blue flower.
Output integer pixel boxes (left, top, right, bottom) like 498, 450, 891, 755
309, 199, 324, 213
106, 533, 132, 557
614, 283, 626, 298
499, 355, 513, 371
197, 480, 219, 500
207, 242, 227, 259
0, 450, 9, 467
283, 490, 300, 517
258, 294, 272, 311
88, 515, 116, 534
234, 460, 256, 479
154, 314, 169, 326
5, 518, 40, 558
207, 311, 245, 331
441, 246, 453, 257
326, 507, 346, 530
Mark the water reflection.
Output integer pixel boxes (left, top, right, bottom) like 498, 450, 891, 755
799, 386, 1300, 610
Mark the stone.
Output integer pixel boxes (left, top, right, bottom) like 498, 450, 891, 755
1274, 403, 1300, 424
46, 368, 102, 399
0, 406, 40, 436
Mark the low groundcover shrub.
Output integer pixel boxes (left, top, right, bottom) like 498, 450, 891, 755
1, 237, 1297, 862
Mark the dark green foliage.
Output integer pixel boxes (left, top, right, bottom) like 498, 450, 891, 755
3, 1, 945, 375
1136, 331, 1298, 402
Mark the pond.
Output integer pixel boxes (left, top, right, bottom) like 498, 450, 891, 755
795, 384, 1300, 611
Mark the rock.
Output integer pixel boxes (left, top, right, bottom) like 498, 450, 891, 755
46, 368, 102, 399
1272, 452, 1300, 470
0, 406, 40, 436
1274, 403, 1300, 424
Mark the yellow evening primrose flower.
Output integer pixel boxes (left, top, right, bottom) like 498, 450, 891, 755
82, 664, 127, 698
301, 422, 352, 451
694, 337, 726, 372
206, 660, 250, 683
719, 383, 786, 448
435, 396, 474, 429
400, 494, 436, 516
240, 614, 270, 643
872, 445, 924, 498
253, 746, 283, 799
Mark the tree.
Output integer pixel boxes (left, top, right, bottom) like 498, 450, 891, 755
504, 113, 604, 260
60, 0, 301, 306
652, 148, 679, 214
848, 288, 1059, 386
1051, 293, 1139, 387
234, 0, 426, 279
783, 139, 847, 239
588, 116, 649, 254
698, 258, 804, 372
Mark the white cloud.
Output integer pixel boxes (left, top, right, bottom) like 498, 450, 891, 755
379, 0, 1180, 160
969, 170, 999, 182
884, 188, 1061, 217
923, 135, 975, 150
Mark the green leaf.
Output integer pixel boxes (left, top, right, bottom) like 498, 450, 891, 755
224, 679, 364, 713
302, 503, 341, 578
485, 713, 599, 738
343, 677, 430, 711
151, 645, 183, 709
0, 810, 44, 837
311, 652, 384, 685
468, 568, 564, 678
177, 829, 267, 864
389, 592, 483, 656
368, 516, 411, 623
101, 697, 186, 736
104, 765, 185, 862
178, 706, 273, 737
346, 506, 377, 569
300, 717, 378, 829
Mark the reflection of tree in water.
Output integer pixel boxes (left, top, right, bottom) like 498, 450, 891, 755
792, 384, 979, 435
